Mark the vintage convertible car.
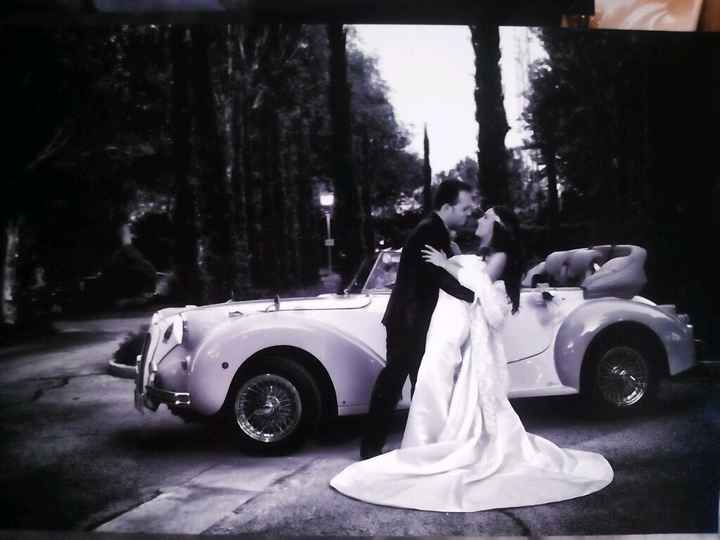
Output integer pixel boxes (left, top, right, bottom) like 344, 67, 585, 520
134, 244, 699, 452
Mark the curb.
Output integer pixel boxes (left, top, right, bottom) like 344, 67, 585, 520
108, 359, 136, 379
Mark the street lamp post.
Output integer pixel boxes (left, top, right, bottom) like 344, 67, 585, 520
319, 191, 335, 273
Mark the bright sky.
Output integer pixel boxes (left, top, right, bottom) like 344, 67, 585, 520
352, 25, 544, 174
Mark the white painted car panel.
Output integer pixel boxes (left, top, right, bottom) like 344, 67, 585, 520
136, 249, 697, 419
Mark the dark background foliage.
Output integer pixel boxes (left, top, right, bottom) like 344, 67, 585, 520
0, 25, 716, 355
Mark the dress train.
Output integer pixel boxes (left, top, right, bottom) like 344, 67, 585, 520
330, 255, 613, 512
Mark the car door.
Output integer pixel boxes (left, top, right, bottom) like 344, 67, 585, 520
329, 292, 389, 361
502, 287, 583, 363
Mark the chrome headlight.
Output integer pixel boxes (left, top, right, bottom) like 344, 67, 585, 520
162, 314, 186, 345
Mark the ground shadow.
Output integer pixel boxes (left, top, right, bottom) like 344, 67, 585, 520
111, 374, 717, 458
0, 331, 120, 362
110, 420, 246, 457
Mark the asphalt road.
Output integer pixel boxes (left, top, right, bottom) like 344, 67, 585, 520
0, 314, 718, 536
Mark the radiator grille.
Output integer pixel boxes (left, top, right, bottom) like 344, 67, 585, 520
135, 331, 151, 391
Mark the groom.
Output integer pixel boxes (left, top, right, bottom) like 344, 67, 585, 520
361, 179, 477, 460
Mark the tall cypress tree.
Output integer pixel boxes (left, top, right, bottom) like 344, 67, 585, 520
170, 26, 202, 304
326, 24, 366, 281
470, 23, 511, 207
191, 26, 237, 303
423, 124, 432, 214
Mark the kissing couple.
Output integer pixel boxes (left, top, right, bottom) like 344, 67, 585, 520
330, 179, 613, 512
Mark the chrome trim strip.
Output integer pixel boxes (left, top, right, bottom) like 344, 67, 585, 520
134, 332, 152, 413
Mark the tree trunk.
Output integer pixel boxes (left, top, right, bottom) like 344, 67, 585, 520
271, 114, 290, 287
360, 123, 376, 253
326, 24, 366, 281
0, 216, 6, 326
283, 133, 301, 288
229, 27, 253, 299
170, 26, 202, 304
1, 219, 20, 327
1, 216, 36, 330
470, 23, 511, 207
235, 26, 262, 289
241, 102, 262, 289
541, 143, 560, 246
191, 27, 236, 303
257, 108, 279, 289
294, 115, 321, 285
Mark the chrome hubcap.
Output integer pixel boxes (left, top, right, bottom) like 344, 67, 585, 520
234, 374, 302, 443
596, 346, 649, 407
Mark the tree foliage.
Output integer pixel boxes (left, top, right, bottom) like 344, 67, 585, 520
523, 29, 656, 239
436, 157, 480, 186
1, 24, 423, 326
523, 29, 716, 347
470, 23, 511, 206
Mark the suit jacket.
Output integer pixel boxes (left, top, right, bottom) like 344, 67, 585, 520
382, 213, 475, 336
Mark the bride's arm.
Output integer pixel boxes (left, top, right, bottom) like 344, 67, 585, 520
427, 250, 510, 329
485, 253, 507, 282
472, 253, 509, 328
421, 245, 462, 278
422, 248, 506, 284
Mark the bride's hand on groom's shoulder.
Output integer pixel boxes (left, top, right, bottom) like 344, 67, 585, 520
422, 245, 448, 268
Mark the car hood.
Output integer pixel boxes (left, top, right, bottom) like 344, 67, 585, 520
153, 293, 372, 324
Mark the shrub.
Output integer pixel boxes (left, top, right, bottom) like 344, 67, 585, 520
131, 212, 174, 271
101, 245, 157, 301
113, 324, 150, 366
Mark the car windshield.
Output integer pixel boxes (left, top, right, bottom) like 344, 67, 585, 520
362, 251, 400, 292
343, 256, 374, 294
342, 250, 401, 294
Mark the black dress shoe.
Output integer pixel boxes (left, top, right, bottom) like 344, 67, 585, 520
360, 439, 383, 460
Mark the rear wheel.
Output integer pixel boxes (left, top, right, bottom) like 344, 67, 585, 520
225, 356, 322, 454
583, 338, 660, 416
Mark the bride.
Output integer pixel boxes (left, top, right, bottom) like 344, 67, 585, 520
330, 206, 614, 512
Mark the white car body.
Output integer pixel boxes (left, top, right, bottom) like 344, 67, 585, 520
135, 245, 698, 449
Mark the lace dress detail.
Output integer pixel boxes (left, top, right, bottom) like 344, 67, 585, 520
457, 256, 511, 437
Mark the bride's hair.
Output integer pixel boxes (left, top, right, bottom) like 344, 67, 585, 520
479, 205, 524, 314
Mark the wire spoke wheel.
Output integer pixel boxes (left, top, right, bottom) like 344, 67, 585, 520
596, 346, 649, 407
234, 374, 303, 443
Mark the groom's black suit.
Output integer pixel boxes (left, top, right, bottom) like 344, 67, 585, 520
362, 212, 475, 456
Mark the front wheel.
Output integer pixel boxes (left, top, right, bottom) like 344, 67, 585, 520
583, 340, 660, 416
225, 357, 322, 454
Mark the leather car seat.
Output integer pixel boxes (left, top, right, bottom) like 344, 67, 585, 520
581, 245, 647, 299
521, 245, 647, 299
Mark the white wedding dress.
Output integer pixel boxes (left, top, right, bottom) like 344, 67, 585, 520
330, 255, 614, 512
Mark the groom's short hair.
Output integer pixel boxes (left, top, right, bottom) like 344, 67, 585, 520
433, 179, 473, 210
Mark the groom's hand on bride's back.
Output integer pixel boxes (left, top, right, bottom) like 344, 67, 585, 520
417, 240, 474, 305
420, 244, 448, 268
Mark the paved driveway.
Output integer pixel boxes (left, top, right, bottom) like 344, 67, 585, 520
0, 315, 717, 535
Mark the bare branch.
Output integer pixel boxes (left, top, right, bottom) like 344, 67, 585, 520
26, 120, 75, 172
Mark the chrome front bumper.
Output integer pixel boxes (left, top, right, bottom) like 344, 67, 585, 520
695, 338, 706, 364
146, 386, 191, 408
135, 384, 191, 412
135, 337, 192, 412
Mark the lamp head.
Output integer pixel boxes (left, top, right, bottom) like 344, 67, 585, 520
320, 192, 335, 208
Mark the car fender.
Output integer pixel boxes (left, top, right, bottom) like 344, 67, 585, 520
187, 312, 385, 416
553, 298, 694, 390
